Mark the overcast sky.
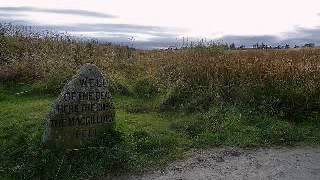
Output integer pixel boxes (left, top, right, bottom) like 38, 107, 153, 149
1, 0, 320, 49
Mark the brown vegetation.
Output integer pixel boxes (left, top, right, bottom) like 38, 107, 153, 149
1, 25, 320, 120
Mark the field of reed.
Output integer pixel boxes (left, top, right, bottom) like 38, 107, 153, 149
1, 25, 320, 121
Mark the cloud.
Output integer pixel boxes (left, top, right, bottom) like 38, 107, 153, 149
134, 38, 178, 49
293, 26, 320, 38
98, 36, 178, 49
0, 12, 24, 18
44, 23, 175, 35
0, 17, 181, 48
0, 16, 177, 35
5, 14, 316, 49
1, 15, 319, 49
216, 26, 320, 47
0, 18, 30, 26
280, 26, 320, 45
0, 6, 116, 18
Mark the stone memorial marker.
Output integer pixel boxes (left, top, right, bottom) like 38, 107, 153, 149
42, 64, 115, 148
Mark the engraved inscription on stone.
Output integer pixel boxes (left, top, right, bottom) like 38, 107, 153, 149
42, 64, 115, 148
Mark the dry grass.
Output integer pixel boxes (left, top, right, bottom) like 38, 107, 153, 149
1, 24, 320, 119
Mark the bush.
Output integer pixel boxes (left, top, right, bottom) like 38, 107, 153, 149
132, 78, 159, 98
159, 86, 191, 111
108, 80, 131, 96
250, 83, 320, 122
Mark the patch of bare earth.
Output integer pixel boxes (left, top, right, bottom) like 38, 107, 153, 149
110, 146, 320, 180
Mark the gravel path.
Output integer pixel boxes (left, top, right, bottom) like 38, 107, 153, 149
111, 146, 320, 180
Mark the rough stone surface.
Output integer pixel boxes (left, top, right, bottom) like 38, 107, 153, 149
42, 64, 115, 148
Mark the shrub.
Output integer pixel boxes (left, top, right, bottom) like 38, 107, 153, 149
132, 78, 159, 98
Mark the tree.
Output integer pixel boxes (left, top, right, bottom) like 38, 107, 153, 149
303, 43, 315, 48
229, 43, 236, 50
239, 45, 245, 49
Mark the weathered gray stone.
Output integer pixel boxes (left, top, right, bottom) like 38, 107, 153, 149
42, 64, 115, 148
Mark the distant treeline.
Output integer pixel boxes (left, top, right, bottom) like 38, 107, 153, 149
163, 38, 317, 51
248, 42, 315, 50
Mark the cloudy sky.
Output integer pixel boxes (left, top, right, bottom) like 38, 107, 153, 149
1, 0, 320, 49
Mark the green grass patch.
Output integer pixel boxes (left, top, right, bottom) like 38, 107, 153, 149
0, 86, 319, 179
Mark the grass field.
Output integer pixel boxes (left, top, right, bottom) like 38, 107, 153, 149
1, 26, 320, 178
0, 84, 319, 179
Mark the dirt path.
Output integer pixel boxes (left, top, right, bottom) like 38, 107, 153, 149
112, 146, 320, 180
